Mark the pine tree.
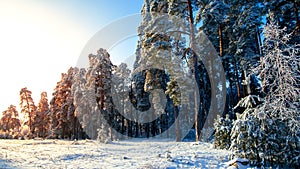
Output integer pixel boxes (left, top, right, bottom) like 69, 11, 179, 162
133, 0, 221, 141
165, 77, 181, 141
72, 68, 90, 140
35, 92, 50, 138
213, 114, 232, 150
112, 63, 132, 138
86, 48, 114, 142
49, 68, 76, 139
0, 105, 21, 138
196, 0, 229, 57
133, 0, 173, 139
20, 87, 36, 136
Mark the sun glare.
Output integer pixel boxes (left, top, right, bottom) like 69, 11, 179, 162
0, 1, 89, 112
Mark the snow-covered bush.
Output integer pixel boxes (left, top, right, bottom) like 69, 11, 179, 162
230, 108, 299, 167
213, 114, 232, 150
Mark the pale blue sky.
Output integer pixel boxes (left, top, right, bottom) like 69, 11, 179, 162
0, 0, 143, 112
37, 0, 143, 32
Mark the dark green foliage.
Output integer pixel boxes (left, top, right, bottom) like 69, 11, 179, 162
213, 115, 232, 150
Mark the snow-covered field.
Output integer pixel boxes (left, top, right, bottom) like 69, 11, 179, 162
0, 139, 235, 169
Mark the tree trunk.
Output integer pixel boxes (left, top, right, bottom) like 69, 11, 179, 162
128, 105, 133, 138
135, 109, 139, 137
257, 27, 263, 56
73, 117, 76, 140
219, 24, 224, 57
174, 106, 181, 142
241, 69, 247, 96
187, 0, 201, 142
255, 27, 261, 55
121, 82, 125, 138
234, 61, 241, 101
151, 108, 157, 137
294, 1, 299, 33
146, 123, 150, 138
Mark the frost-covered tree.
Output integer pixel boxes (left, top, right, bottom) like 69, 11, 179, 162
0, 105, 21, 136
196, 0, 229, 57
213, 114, 232, 150
230, 20, 300, 168
86, 48, 114, 143
258, 20, 299, 167
112, 63, 132, 137
264, 0, 299, 39
49, 68, 76, 139
72, 68, 90, 140
34, 92, 50, 138
133, 0, 174, 139
20, 87, 36, 136
260, 21, 299, 130
220, 0, 264, 109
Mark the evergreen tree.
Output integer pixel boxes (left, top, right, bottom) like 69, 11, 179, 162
264, 0, 299, 37
223, 0, 264, 112
20, 87, 36, 136
86, 48, 114, 143
196, 0, 229, 57
49, 68, 76, 139
133, 0, 174, 139
213, 114, 232, 150
35, 92, 50, 138
133, 0, 222, 141
0, 105, 21, 138
112, 63, 132, 138
72, 68, 90, 140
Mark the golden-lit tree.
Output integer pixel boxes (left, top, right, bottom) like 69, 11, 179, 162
49, 68, 76, 139
0, 105, 21, 132
20, 87, 36, 135
34, 92, 50, 138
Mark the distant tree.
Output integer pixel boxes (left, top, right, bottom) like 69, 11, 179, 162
20, 87, 36, 136
196, 0, 229, 57
112, 63, 132, 138
217, 0, 264, 114
0, 105, 21, 133
34, 92, 50, 138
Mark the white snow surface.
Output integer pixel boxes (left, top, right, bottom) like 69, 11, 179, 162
0, 138, 233, 169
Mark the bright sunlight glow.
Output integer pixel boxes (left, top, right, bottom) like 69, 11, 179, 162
0, 1, 89, 112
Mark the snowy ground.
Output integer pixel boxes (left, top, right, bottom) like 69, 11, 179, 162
0, 139, 233, 169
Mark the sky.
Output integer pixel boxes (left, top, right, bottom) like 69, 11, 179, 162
0, 0, 144, 113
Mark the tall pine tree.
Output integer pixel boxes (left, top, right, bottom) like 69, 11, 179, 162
20, 87, 36, 136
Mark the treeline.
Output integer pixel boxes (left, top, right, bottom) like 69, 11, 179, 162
0, 49, 179, 141
0, 82, 87, 140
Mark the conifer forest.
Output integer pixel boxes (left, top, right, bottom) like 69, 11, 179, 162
0, 0, 299, 168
